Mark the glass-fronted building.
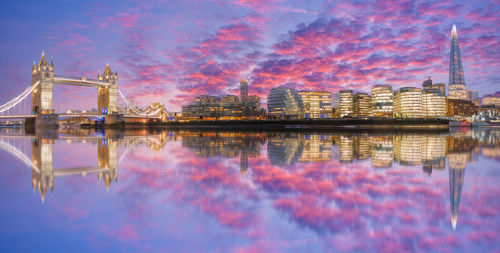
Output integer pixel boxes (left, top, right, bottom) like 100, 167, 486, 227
353, 93, 372, 117
371, 85, 393, 117
267, 87, 303, 119
339, 90, 354, 117
422, 88, 446, 118
394, 87, 422, 118
298, 91, 332, 118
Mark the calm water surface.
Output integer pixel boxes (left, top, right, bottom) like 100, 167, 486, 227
0, 127, 499, 252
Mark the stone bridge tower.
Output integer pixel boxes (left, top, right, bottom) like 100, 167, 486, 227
97, 64, 118, 114
31, 51, 54, 115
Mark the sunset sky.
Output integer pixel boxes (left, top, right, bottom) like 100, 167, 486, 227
0, 0, 499, 111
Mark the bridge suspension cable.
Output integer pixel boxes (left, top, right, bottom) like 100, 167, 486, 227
0, 81, 39, 113
118, 89, 162, 117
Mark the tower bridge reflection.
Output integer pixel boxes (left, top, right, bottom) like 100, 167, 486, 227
0, 128, 168, 202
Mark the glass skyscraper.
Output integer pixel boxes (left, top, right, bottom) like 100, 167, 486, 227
448, 24, 468, 100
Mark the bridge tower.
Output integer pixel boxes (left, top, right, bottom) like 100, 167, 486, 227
29, 51, 58, 128
97, 64, 118, 114
31, 51, 55, 114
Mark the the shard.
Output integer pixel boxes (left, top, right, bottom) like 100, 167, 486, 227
448, 24, 468, 100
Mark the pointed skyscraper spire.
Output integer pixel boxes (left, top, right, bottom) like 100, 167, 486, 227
448, 24, 467, 100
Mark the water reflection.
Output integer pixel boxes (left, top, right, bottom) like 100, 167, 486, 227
0, 128, 168, 202
0, 127, 499, 251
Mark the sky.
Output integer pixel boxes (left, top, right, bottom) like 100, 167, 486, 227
0, 0, 499, 112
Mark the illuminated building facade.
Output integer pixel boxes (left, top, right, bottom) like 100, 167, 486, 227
371, 85, 393, 117
181, 80, 262, 120
267, 87, 303, 119
422, 88, 446, 118
298, 91, 332, 119
448, 25, 468, 100
339, 90, 354, 117
353, 93, 372, 117
482, 93, 500, 107
393, 87, 422, 118
447, 99, 477, 116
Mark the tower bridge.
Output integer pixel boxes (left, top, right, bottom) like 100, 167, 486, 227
0, 51, 168, 127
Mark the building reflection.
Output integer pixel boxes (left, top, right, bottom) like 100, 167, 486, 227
421, 135, 446, 175
371, 136, 393, 168
179, 131, 265, 173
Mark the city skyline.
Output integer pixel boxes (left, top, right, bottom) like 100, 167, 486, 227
1, 0, 499, 111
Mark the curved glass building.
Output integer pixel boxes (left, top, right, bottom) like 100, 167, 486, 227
267, 87, 303, 119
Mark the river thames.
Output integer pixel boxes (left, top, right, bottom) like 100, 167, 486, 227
0, 127, 498, 252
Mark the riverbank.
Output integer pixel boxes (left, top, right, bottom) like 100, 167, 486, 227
151, 118, 450, 131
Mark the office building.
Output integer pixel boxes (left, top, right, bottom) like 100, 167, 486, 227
339, 89, 354, 117
298, 91, 332, 118
393, 87, 422, 118
240, 79, 248, 103
447, 99, 477, 116
371, 85, 393, 117
482, 92, 500, 107
353, 93, 372, 117
433, 83, 446, 95
448, 25, 468, 100
468, 90, 479, 106
267, 87, 303, 119
422, 88, 446, 118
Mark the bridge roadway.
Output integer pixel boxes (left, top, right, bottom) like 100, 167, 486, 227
0, 113, 160, 120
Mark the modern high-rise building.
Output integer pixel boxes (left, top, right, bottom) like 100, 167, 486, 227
240, 79, 248, 103
267, 87, 303, 119
468, 90, 479, 106
371, 85, 393, 117
448, 24, 468, 100
353, 93, 372, 117
339, 90, 354, 117
393, 87, 422, 118
298, 91, 332, 118
433, 83, 446, 95
422, 78, 433, 89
